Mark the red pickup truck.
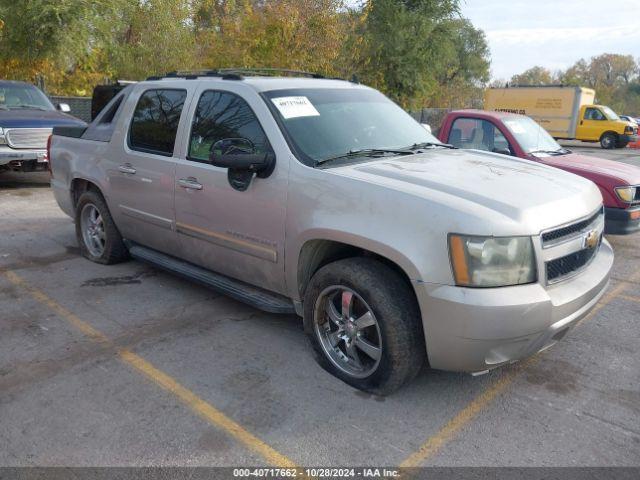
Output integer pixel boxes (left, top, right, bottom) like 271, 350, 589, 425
438, 110, 640, 234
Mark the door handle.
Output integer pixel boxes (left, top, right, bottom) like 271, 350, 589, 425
118, 164, 137, 174
580, 120, 584, 125
178, 177, 203, 190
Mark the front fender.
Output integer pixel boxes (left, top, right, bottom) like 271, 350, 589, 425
287, 228, 424, 302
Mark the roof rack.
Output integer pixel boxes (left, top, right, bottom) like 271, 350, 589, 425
504, 84, 569, 88
146, 68, 325, 81
218, 68, 324, 79
146, 70, 242, 81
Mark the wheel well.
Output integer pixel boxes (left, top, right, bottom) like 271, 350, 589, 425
297, 240, 416, 302
70, 178, 102, 207
600, 131, 618, 141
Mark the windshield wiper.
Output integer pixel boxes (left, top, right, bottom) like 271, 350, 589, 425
8, 105, 48, 111
530, 148, 571, 156
316, 148, 413, 166
401, 141, 456, 151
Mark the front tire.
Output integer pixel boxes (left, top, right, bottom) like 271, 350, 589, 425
75, 190, 128, 264
303, 258, 425, 395
600, 132, 617, 149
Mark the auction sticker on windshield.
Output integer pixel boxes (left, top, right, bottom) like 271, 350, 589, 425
271, 96, 320, 119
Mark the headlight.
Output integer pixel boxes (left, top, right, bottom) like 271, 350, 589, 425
0, 127, 5, 145
449, 234, 537, 287
615, 186, 636, 203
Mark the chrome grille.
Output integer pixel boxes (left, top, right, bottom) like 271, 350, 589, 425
5, 128, 52, 149
541, 207, 603, 246
546, 243, 600, 282
541, 207, 604, 284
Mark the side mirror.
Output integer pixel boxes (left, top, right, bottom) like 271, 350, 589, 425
209, 138, 275, 191
57, 103, 71, 113
492, 147, 512, 156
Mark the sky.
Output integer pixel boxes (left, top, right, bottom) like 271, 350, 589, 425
460, 0, 640, 80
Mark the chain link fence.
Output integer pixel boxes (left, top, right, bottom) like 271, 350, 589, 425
49, 96, 92, 123
409, 108, 453, 135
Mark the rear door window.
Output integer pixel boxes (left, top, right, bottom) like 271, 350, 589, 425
129, 89, 187, 156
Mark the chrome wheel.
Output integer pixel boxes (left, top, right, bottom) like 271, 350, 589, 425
314, 286, 382, 379
80, 203, 106, 257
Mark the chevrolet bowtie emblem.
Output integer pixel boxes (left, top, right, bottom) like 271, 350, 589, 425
583, 229, 600, 249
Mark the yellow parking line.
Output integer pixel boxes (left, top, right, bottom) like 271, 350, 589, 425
3, 270, 297, 468
5, 271, 111, 344
399, 276, 636, 467
399, 366, 523, 467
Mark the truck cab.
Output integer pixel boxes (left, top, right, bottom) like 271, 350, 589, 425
439, 109, 640, 234
576, 104, 637, 149
0, 80, 87, 173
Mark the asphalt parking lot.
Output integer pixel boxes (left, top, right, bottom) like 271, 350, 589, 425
1, 145, 639, 468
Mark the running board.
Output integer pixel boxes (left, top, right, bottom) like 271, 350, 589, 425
128, 244, 296, 314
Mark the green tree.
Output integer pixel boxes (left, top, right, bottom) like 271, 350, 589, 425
197, 0, 348, 76
510, 66, 555, 86
431, 18, 490, 108
0, 0, 123, 63
0, 0, 492, 109
351, 0, 469, 110
110, 0, 198, 80
0, 0, 125, 94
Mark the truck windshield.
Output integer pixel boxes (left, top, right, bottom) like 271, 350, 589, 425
0, 84, 55, 111
601, 106, 620, 121
502, 116, 565, 155
263, 88, 443, 166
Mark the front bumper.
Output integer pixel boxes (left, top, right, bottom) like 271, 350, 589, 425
605, 206, 640, 235
621, 133, 638, 144
0, 147, 47, 171
415, 239, 614, 373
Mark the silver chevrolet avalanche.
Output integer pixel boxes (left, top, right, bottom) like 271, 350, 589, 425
49, 70, 613, 394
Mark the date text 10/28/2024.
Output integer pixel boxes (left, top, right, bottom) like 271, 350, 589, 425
233, 468, 400, 478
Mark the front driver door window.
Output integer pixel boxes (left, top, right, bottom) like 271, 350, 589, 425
188, 91, 271, 162
448, 117, 512, 154
174, 89, 288, 294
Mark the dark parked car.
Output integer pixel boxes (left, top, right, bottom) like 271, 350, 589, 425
0, 80, 86, 173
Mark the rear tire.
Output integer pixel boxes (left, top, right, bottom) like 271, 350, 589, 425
303, 258, 425, 395
600, 132, 617, 149
75, 190, 129, 264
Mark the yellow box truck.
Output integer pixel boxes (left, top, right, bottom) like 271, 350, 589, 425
484, 86, 638, 149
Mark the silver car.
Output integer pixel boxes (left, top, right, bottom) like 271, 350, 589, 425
50, 70, 613, 394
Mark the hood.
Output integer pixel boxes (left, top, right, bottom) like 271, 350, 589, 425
330, 149, 602, 235
0, 109, 87, 129
535, 152, 640, 186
